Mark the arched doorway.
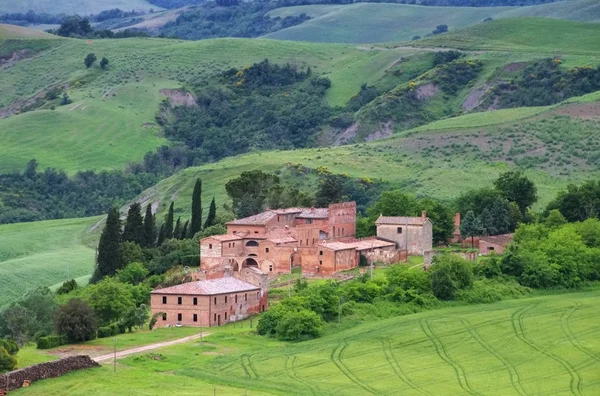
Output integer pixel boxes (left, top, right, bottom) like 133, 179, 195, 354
222, 258, 239, 271
242, 257, 259, 268
245, 240, 259, 247
290, 252, 302, 274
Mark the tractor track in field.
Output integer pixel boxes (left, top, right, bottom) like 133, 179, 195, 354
420, 318, 479, 395
240, 354, 259, 379
285, 355, 320, 395
459, 319, 528, 396
330, 340, 378, 394
511, 305, 583, 396
380, 338, 431, 396
561, 304, 600, 365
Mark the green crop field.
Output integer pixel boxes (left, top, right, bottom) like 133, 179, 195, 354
0, 0, 159, 15
0, 24, 59, 40
14, 290, 600, 395
266, 0, 600, 44
0, 217, 99, 308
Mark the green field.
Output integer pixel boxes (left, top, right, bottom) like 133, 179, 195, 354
266, 0, 600, 44
0, 0, 159, 15
0, 217, 99, 308
14, 290, 600, 395
0, 24, 59, 40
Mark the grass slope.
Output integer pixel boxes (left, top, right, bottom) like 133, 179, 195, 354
417, 18, 600, 54
0, 0, 159, 15
0, 217, 99, 308
266, 0, 600, 44
15, 290, 600, 395
0, 24, 60, 40
0, 37, 416, 173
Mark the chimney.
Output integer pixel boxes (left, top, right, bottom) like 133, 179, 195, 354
421, 210, 427, 220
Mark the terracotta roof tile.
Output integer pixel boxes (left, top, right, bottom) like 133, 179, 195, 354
207, 234, 244, 242
227, 211, 277, 225
480, 233, 514, 247
297, 208, 329, 219
375, 216, 428, 225
152, 278, 259, 295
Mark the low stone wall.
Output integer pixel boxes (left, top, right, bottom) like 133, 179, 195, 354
0, 355, 99, 392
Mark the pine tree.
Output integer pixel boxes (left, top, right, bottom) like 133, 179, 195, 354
204, 197, 217, 229
164, 202, 174, 239
190, 179, 202, 236
143, 204, 156, 247
181, 220, 189, 240
460, 210, 485, 248
95, 207, 124, 280
123, 203, 144, 245
173, 217, 182, 240
157, 224, 165, 246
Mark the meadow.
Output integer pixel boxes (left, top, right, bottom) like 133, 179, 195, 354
14, 289, 600, 395
266, 0, 600, 44
0, 217, 99, 308
0, 0, 158, 15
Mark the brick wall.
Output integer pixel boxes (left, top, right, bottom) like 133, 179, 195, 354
328, 202, 357, 239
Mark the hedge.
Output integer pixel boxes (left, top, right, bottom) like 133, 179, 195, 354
37, 335, 67, 350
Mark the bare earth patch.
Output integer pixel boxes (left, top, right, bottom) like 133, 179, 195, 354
160, 89, 198, 107
415, 83, 439, 101
365, 121, 394, 142
334, 122, 359, 146
555, 103, 600, 119
463, 83, 491, 111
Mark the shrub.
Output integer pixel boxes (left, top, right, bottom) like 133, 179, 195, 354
457, 278, 530, 304
274, 309, 324, 341
0, 339, 18, 355
57, 279, 78, 295
55, 299, 98, 343
0, 346, 17, 372
37, 335, 67, 349
429, 255, 473, 300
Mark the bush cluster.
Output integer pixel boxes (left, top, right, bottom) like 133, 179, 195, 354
37, 336, 68, 350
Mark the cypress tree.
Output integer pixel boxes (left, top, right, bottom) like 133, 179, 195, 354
157, 224, 165, 246
96, 207, 124, 279
164, 202, 174, 239
181, 220, 189, 240
204, 197, 217, 229
190, 179, 202, 236
143, 204, 156, 247
123, 202, 144, 245
173, 217, 182, 240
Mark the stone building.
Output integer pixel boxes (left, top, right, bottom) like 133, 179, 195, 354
199, 202, 404, 277
478, 234, 514, 255
151, 267, 268, 328
375, 212, 433, 255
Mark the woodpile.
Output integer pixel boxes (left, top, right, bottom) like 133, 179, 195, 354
0, 355, 99, 392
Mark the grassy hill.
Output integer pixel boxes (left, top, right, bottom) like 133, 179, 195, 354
0, 0, 159, 15
0, 24, 60, 40
266, 0, 600, 44
0, 217, 99, 308
15, 289, 600, 395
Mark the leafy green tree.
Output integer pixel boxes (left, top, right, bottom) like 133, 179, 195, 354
367, 190, 420, 219
122, 241, 144, 266
0, 340, 19, 356
117, 262, 149, 285
55, 299, 98, 343
494, 170, 537, 217
420, 198, 455, 244
119, 304, 148, 332
57, 279, 78, 295
0, 305, 29, 346
143, 204, 156, 247
84, 53, 97, 68
545, 209, 567, 228
0, 346, 17, 372
85, 278, 135, 326
94, 207, 124, 280
429, 254, 473, 300
315, 175, 344, 207
226, 170, 279, 217
123, 202, 145, 246
274, 309, 324, 341
60, 92, 72, 105
204, 197, 217, 229
460, 210, 485, 247
164, 202, 175, 240
190, 178, 203, 236
0, 287, 57, 345
195, 224, 227, 240
546, 180, 600, 222
100, 57, 109, 69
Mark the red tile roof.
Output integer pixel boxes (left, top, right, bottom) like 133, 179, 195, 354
152, 277, 259, 295
227, 211, 277, 225
297, 208, 329, 219
480, 234, 514, 247
375, 215, 428, 226
206, 234, 244, 242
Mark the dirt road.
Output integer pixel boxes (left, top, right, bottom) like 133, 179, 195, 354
93, 332, 209, 363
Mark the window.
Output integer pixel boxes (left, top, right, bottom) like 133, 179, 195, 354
319, 250, 323, 256
177, 313, 182, 321
228, 243, 231, 248
246, 241, 259, 247
224, 312, 227, 320
225, 296, 228, 303
342, 228, 345, 235
488, 247, 495, 251
178, 296, 182, 305
193, 314, 198, 322
257, 292, 259, 299
265, 248, 269, 253
245, 293, 248, 301
214, 297, 217, 304
319, 260, 322, 265
233, 242, 235, 247
162, 313, 167, 321
209, 243, 213, 249
306, 239, 308, 246
254, 231, 259, 234
162, 296, 167, 304
262, 305, 265, 312
397, 227, 403, 234
269, 265, 273, 272
214, 313, 216, 322
235, 295, 238, 303
193, 297, 197, 306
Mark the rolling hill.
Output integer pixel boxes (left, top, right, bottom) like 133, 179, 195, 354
15, 290, 600, 395
0, 0, 160, 15
266, 0, 600, 44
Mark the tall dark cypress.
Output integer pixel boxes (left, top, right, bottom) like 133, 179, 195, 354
143, 203, 156, 247
190, 178, 202, 237
95, 207, 124, 279
123, 202, 144, 245
164, 202, 174, 239
181, 220, 189, 240
204, 197, 217, 229
173, 217, 182, 240
157, 223, 166, 247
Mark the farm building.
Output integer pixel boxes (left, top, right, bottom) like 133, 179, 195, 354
478, 234, 514, 255
375, 212, 433, 255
